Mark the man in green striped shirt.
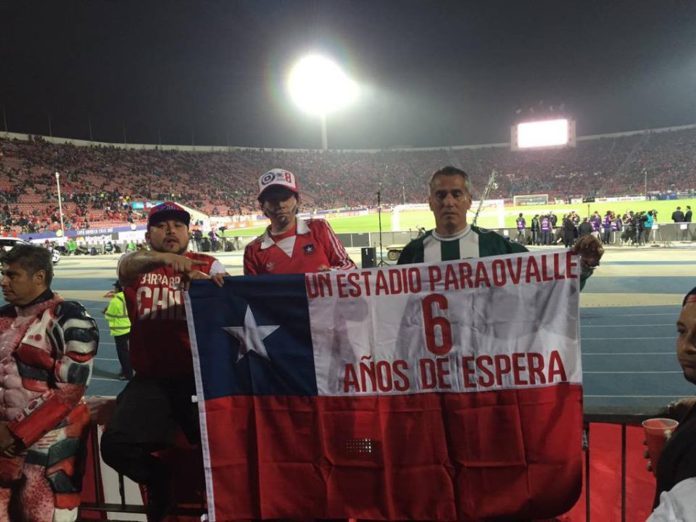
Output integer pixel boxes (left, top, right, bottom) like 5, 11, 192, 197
397, 166, 602, 286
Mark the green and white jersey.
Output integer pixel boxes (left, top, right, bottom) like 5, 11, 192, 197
397, 225, 528, 264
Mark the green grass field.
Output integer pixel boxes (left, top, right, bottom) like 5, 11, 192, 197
223, 198, 696, 237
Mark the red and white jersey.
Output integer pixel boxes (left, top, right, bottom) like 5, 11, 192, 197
243, 218, 356, 275
0, 294, 97, 447
123, 251, 225, 378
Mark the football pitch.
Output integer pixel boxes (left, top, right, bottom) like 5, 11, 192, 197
227, 198, 696, 237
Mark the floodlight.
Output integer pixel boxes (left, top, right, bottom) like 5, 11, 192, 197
287, 55, 358, 117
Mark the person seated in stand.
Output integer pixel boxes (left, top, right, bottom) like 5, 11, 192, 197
100, 202, 227, 521
0, 244, 98, 521
648, 287, 696, 519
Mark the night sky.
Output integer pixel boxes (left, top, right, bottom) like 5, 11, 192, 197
2, 0, 696, 149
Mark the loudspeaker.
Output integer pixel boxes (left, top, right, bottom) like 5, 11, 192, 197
361, 247, 376, 268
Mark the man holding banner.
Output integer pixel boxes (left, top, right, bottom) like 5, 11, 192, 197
244, 168, 356, 275
184, 168, 604, 522
100, 202, 227, 521
187, 249, 590, 520
397, 165, 603, 282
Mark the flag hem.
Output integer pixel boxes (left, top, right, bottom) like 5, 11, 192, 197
186, 288, 216, 522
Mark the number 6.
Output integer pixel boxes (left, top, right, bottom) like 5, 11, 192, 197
421, 294, 452, 355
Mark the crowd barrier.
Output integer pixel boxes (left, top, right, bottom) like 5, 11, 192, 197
337, 225, 695, 255
502, 223, 696, 246
76, 408, 661, 521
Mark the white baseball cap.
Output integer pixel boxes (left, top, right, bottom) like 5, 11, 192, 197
258, 169, 299, 199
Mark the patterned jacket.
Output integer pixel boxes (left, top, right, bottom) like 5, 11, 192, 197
0, 293, 98, 447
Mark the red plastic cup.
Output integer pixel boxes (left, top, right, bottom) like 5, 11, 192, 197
642, 417, 679, 473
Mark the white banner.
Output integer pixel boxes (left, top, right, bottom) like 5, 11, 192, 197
307, 250, 581, 396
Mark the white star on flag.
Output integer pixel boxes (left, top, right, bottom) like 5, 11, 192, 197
223, 306, 280, 362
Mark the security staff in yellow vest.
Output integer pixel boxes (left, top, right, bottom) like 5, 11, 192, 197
104, 280, 132, 379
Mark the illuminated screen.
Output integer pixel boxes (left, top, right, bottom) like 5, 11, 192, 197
516, 119, 569, 149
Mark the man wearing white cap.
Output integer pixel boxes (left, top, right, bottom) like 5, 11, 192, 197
244, 169, 356, 275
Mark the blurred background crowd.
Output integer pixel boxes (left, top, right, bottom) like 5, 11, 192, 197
1, 125, 695, 235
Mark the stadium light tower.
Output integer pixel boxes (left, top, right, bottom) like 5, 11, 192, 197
287, 54, 358, 150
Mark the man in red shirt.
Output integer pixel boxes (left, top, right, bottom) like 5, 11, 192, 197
100, 202, 226, 521
244, 168, 356, 275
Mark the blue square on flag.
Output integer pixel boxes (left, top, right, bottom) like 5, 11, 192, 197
186, 275, 317, 399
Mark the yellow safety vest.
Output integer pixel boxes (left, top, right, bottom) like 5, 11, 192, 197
104, 292, 131, 336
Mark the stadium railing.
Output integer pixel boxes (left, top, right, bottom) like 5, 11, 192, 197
77, 409, 661, 521
334, 226, 695, 253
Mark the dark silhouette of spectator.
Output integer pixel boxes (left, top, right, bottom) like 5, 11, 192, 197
651, 288, 696, 513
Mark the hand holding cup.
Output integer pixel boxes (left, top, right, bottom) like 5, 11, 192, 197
642, 417, 679, 475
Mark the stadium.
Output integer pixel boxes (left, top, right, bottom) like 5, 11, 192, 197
2, 123, 695, 250
1, 1, 696, 521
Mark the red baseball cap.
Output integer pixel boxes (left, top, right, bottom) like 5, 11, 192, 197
148, 201, 190, 227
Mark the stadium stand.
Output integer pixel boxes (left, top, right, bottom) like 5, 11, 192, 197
1, 124, 695, 234
2, 128, 693, 520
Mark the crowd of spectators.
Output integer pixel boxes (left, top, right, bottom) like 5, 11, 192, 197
1, 125, 695, 235
520, 208, 668, 247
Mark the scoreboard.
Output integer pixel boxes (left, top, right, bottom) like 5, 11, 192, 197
510, 118, 576, 150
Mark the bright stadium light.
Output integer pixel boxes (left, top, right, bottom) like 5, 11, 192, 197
287, 54, 358, 150
515, 119, 571, 149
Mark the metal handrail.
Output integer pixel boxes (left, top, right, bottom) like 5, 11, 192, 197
79, 411, 662, 521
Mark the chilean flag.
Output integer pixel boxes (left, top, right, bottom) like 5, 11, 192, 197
186, 251, 584, 521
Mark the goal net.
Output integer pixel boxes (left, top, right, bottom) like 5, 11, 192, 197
513, 194, 549, 206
